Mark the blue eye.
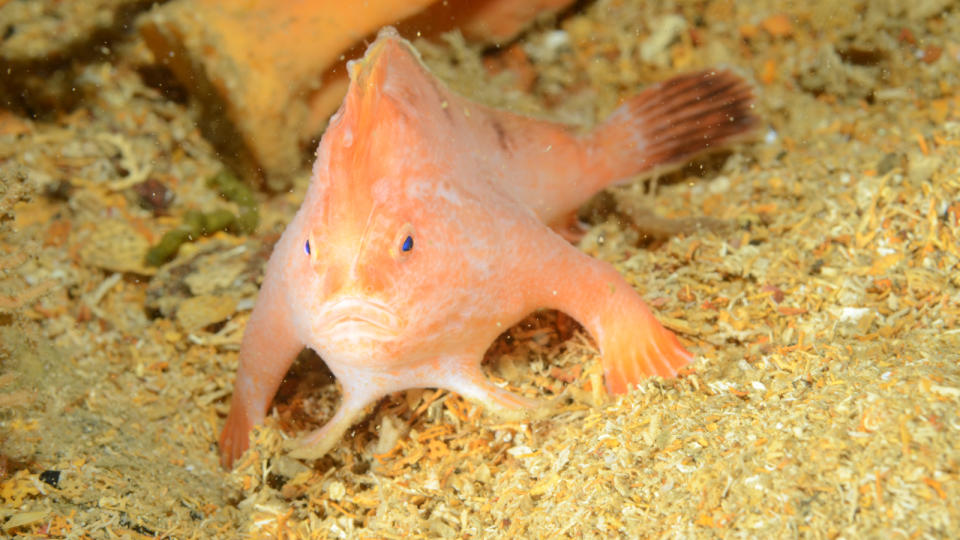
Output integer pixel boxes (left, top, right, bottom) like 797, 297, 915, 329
304, 240, 311, 255
401, 235, 413, 252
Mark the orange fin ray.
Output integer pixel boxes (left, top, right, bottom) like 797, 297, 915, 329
602, 316, 694, 394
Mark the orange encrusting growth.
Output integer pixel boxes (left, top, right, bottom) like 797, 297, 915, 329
219, 27, 757, 469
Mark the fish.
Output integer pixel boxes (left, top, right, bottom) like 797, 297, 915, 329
219, 26, 757, 468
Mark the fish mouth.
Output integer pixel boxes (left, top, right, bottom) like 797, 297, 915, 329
315, 296, 402, 342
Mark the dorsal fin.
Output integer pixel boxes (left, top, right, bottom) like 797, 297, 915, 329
343, 26, 447, 124
311, 28, 446, 238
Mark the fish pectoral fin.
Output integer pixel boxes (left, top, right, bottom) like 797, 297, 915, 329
524, 238, 694, 395
595, 306, 694, 394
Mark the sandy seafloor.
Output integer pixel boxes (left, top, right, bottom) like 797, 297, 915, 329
2, 0, 960, 538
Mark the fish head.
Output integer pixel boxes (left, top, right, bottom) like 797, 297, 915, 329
288, 29, 497, 367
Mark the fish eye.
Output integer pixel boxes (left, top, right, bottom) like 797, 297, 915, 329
393, 223, 415, 259
304, 240, 311, 255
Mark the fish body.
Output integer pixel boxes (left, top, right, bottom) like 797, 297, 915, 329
220, 27, 756, 468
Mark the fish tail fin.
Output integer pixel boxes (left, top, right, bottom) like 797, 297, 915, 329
586, 69, 758, 186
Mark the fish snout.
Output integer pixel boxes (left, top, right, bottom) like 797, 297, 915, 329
317, 248, 388, 300
319, 264, 345, 299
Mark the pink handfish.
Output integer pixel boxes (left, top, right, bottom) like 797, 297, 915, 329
219, 27, 756, 468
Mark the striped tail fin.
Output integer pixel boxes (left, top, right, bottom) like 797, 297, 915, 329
586, 69, 758, 185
